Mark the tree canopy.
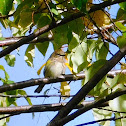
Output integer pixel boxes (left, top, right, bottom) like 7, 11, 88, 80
0, 0, 126, 126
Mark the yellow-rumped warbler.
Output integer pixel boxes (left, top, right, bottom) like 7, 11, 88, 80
34, 49, 66, 93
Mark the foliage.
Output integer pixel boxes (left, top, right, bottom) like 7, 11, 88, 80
0, 0, 126, 126
0, 65, 32, 125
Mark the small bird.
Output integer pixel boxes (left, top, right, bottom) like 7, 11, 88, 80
34, 49, 66, 93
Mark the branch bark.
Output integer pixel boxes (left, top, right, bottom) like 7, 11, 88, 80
0, 73, 85, 93
0, 101, 96, 114
1, 19, 126, 47
0, 0, 125, 58
53, 86, 126, 125
1, 86, 126, 119
0, 36, 53, 47
48, 46, 126, 126
0, 70, 125, 93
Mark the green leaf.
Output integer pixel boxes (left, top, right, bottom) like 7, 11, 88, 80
109, 75, 119, 89
71, 0, 88, 12
84, 60, 106, 83
16, 0, 22, 5
34, 14, 51, 28
109, 93, 126, 112
68, 18, 85, 36
85, 39, 97, 60
115, 113, 126, 126
68, 34, 79, 51
117, 35, 126, 49
36, 42, 49, 56
18, 90, 32, 105
109, 73, 126, 89
0, 37, 5, 41
4, 54, 16, 67
67, 30, 73, 43
109, 84, 126, 112
53, 24, 69, 49
82, 60, 107, 96
0, 0, 14, 15
0, 65, 5, 71
68, 33, 89, 73
5, 90, 17, 106
5, 80, 14, 84
116, 8, 126, 21
119, 2, 126, 11
24, 44, 35, 67
93, 107, 112, 126
18, 11, 32, 28
117, 73, 126, 84
49, 2, 59, 16
0, 65, 10, 82
51, 8, 59, 15
0, 115, 8, 126
95, 42, 109, 60
4, 73, 10, 83
13, 101, 18, 106
115, 22, 126, 32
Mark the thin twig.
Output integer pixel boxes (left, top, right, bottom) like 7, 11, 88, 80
0, 0, 125, 58
75, 115, 126, 126
0, 94, 74, 98
0, 112, 21, 121
48, 45, 126, 125
98, 107, 126, 114
44, 0, 56, 24
0, 11, 15, 19
0, 36, 53, 47
0, 70, 125, 93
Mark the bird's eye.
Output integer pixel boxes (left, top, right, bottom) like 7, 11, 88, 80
57, 53, 65, 56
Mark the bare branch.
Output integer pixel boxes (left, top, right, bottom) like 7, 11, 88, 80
1, 86, 126, 121
0, 0, 125, 58
48, 45, 126, 125
0, 101, 96, 114
0, 36, 53, 47
0, 12, 15, 19
1, 19, 126, 47
0, 73, 85, 93
0, 70, 125, 93
0, 94, 74, 98
56, 87, 126, 125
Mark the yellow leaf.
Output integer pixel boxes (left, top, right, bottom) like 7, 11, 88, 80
38, 0, 50, 12
91, 10, 110, 27
121, 62, 126, 70
86, 0, 93, 11
60, 82, 70, 100
37, 63, 46, 75
82, 10, 110, 31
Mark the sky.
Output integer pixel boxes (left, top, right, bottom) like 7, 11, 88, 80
0, 2, 122, 126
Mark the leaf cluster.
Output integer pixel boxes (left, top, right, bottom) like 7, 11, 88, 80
0, 0, 126, 126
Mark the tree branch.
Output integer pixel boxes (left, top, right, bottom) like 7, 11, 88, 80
2, 86, 126, 122
0, 12, 15, 19
0, 101, 98, 114
48, 45, 126, 126
0, 94, 74, 98
0, 0, 125, 58
0, 36, 53, 47
0, 73, 85, 93
56, 86, 126, 125
1, 19, 126, 47
0, 70, 125, 93
76, 115, 126, 126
